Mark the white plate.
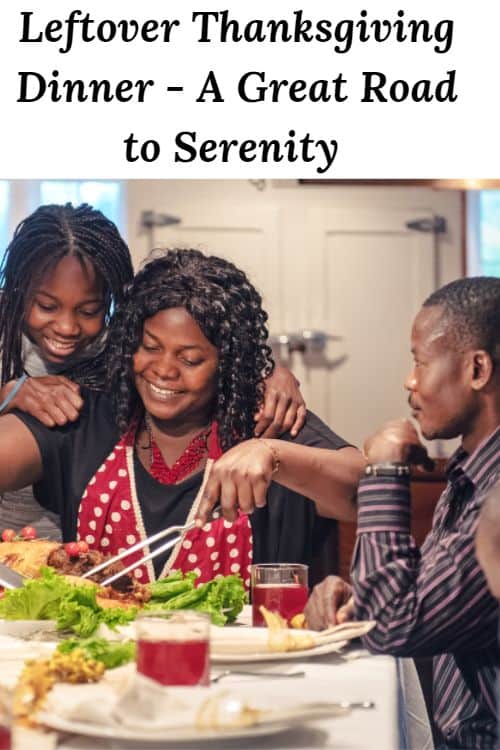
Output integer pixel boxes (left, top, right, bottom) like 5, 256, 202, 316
210, 626, 348, 663
37, 712, 296, 743
0, 619, 57, 638
38, 701, 345, 744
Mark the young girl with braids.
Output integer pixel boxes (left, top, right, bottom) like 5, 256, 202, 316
0, 209, 306, 539
0, 249, 363, 586
0, 203, 134, 538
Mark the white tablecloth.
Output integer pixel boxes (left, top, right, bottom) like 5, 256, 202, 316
2, 607, 433, 750
51, 651, 429, 750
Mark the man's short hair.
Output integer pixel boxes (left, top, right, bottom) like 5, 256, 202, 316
423, 277, 500, 363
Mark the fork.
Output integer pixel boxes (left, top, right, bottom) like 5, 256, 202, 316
82, 505, 222, 586
211, 669, 306, 683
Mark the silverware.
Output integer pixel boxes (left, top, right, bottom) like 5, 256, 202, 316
332, 701, 375, 710
211, 669, 306, 684
0, 562, 26, 590
85, 505, 222, 587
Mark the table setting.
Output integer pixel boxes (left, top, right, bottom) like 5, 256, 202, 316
0, 541, 431, 750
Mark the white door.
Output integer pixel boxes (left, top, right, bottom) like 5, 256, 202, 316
288, 208, 436, 447
130, 185, 440, 450
147, 201, 283, 330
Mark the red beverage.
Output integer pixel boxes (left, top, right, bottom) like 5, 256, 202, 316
252, 583, 309, 626
136, 639, 210, 686
0, 727, 11, 750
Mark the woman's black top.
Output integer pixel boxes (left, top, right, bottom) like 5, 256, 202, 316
14, 390, 352, 574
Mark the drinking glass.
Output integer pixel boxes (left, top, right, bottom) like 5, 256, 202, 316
0, 687, 11, 750
135, 610, 210, 686
251, 563, 309, 627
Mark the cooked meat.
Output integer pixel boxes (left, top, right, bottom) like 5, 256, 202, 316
1, 541, 138, 596
47, 548, 134, 591
45, 547, 68, 569
97, 583, 151, 608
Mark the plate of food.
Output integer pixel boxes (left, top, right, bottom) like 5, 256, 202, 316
0, 539, 247, 642
35, 668, 350, 744
0, 538, 374, 667
210, 625, 349, 662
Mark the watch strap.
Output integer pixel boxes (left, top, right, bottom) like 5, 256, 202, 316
365, 462, 410, 478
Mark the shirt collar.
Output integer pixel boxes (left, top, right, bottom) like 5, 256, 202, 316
446, 426, 500, 489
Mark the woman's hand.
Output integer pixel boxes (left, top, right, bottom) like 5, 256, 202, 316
197, 439, 276, 524
304, 576, 355, 630
0, 376, 83, 427
254, 365, 306, 438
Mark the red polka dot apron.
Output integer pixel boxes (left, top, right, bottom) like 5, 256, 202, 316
77, 424, 253, 588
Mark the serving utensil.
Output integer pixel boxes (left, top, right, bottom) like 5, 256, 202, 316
83, 505, 222, 587
0, 562, 26, 590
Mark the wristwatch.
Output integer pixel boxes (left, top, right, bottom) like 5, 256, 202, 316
364, 462, 410, 477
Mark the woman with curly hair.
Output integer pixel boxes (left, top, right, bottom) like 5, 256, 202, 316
0, 249, 363, 585
0, 209, 305, 540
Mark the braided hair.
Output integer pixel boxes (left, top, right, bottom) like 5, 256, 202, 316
423, 277, 500, 365
106, 248, 274, 450
0, 203, 134, 389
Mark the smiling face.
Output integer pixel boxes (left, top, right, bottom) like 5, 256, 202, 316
133, 307, 219, 429
24, 255, 106, 363
405, 305, 478, 442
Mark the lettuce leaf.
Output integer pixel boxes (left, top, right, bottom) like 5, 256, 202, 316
0, 568, 135, 636
58, 637, 136, 669
0, 567, 246, 633
148, 571, 197, 601
195, 575, 247, 625
0, 567, 76, 620
145, 571, 247, 625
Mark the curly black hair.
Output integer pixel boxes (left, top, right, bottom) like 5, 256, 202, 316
106, 248, 275, 450
0, 203, 134, 388
423, 277, 500, 364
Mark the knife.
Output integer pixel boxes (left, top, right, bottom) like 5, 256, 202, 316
0, 562, 26, 589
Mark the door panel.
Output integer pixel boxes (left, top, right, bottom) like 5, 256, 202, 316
286, 209, 436, 447
145, 192, 437, 450
153, 204, 283, 331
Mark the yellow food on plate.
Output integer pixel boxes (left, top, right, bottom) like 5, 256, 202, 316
290, 613, 307, 629
13, 649, 105, 725
196, 691, 262, 730
259, 606, 315, 652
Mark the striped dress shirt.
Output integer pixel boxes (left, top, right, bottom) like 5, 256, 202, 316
351, 427, 500, 749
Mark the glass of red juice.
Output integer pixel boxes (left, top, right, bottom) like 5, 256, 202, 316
251, 563, 309, 627
135, 611, 210, 686
0, 687, 11, 750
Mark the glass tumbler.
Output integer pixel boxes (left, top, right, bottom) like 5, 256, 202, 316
135, 610, 210, 686
251, 563, 308, 626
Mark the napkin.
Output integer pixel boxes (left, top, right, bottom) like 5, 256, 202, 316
42, 667, 264, 732
0, 635, 56, 689
209, 619, 376, 655
315, 620, 377, 642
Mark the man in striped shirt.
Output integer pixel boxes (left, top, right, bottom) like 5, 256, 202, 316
306, 277, 500, 749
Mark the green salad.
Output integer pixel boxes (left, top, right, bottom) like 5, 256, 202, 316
0, 567, 246, 636
57, 636, 136, 668
0, 568, 136, 637
147, 569, 247, 626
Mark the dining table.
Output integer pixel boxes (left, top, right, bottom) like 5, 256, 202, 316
2, 606, 433, 750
